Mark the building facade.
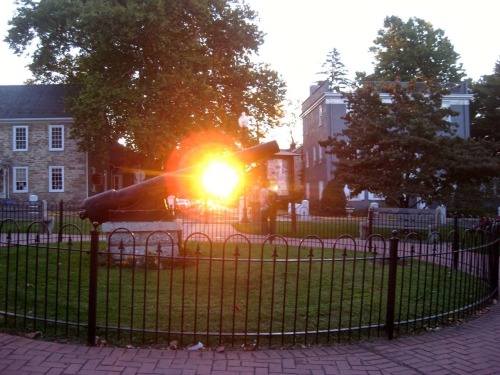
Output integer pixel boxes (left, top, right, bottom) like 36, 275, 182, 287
301, 80, 473, 212
0, 85, 92, 202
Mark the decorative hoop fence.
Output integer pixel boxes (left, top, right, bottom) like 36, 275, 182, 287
0, 218, 498, 349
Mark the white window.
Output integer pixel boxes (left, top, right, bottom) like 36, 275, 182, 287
13, 126, 28, 151
319, 180, 324, 200
313, 147, 317, 164
49, 125, 64, 150
49, 166, 64, 192
319, 146, 323, 162
318, 106, 323, 126
13, 167, 28, 193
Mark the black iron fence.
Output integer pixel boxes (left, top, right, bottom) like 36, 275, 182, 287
0, 211, 498, 349
0, 199, 494, 241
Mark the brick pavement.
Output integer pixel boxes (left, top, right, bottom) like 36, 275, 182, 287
0, 302, 499, 374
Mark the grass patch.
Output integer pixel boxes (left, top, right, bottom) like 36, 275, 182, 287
233, 218, 363, 238
0, 216, 97, 235
0, 240, 486, 348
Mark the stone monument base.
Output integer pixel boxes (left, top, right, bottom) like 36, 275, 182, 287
102, 220, 183, 261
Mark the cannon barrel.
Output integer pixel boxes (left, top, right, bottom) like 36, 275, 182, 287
80, 140, 280, 223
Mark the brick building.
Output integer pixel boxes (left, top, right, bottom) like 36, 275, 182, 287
300, 80, 473, 212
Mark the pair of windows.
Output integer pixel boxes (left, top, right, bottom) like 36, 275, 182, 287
13, 167, 64, 193
305, 146, 323, 167
13, 125, 64, 151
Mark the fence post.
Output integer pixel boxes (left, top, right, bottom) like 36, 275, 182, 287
368, 206, 374, 252
488, 231, 500, 299
452, 215, 459, 268
87, 222, 99, 346
58, 199, 64, 243
386, 230, 399, 340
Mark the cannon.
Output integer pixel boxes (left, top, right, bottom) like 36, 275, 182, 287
79, 140, 280, 224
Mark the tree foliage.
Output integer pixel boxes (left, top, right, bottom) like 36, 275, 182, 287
365, 16, 465, 84
316, 47, 350, 92
467, 59, 500, 214
471, 59, 500, 143
6, 0, 286, 158
319, 80, 500, 208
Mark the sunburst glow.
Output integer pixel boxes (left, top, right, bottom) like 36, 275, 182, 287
201, 161, 239, 197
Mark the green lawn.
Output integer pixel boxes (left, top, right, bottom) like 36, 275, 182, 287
233, 217, 364, 238
0, 240, 485, 347
233, 217, 460, 240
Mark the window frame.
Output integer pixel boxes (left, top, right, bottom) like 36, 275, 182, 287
49, 125, 64, 151
13, 126, 28, 151
13, 167, 28, 193
49, 166, 65, 192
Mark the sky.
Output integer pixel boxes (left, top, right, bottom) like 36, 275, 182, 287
1, 0, 499, 146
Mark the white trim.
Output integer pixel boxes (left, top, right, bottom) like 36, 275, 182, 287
300, 92, 344, 118
324, 97, 348, 105
443, 98, 472, 105
378, 93, 472, 106
0, 117, 72, 123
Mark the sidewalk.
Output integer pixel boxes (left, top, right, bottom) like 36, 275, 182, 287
0, 302, 499, 375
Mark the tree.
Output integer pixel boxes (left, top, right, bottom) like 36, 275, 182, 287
6, 0, 286, 158
317, 47, 350, 92
319, 80, 500, 208
471, 59, 500, 143
320, 178, 347, 215
468, 59, 500, 214
365, 16, 465, 84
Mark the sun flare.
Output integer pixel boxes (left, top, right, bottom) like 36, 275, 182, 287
201, 161, 239, 197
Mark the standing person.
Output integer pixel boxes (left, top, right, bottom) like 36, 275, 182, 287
259, 180, 270, 234
267, 186, 278, 236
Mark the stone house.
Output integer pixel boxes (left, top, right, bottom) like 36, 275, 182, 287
0, 84, 92, 203
300, 80, 473, 212
0, 84, 174, 204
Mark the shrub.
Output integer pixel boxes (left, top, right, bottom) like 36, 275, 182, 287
321, 179, 347, 216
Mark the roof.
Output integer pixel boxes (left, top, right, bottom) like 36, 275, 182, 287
0, 84, 71, 119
